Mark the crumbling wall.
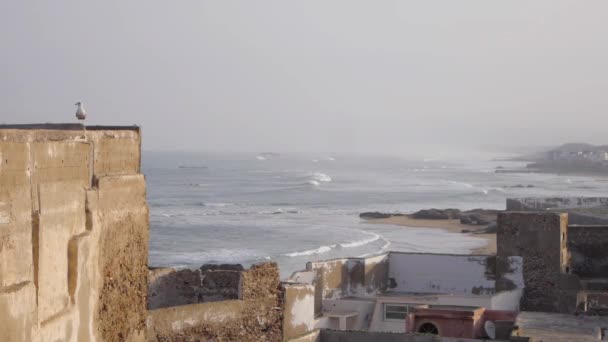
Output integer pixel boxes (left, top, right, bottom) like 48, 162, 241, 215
568, 225, 608, 278
283, 284, 316, 341
146, 262, 283, 342
0, 124, 148, 342
497, 212, 578, 313
306, 255, 388, 301
97, 175, 149, 342
147, 264, 242, 310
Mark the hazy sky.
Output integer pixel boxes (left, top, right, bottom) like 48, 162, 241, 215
1, 1, 607, 155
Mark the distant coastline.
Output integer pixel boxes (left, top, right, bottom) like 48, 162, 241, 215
494, 142, 608, 176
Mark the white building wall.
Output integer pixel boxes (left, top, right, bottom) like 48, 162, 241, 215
388, 253, 496, 295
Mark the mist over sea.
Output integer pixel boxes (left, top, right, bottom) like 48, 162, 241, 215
144, 151, 608, 278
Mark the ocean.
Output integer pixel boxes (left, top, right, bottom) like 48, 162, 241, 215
144, 151, 608, 278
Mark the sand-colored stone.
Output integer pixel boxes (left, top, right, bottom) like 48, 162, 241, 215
0, 124, 148, 342
37, 180, 87, 322
0, 141, 34, 288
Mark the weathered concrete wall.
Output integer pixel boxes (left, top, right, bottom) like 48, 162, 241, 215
146, 262, 283, 342
284, 284, 316, 341
0, 125, 148, 342
147, 265, 242, 310
322, 298, 376, 331
497, 212, 577, 313
567, 225, 608, 278
306, 254, 388, 300
387, 253, 523, 296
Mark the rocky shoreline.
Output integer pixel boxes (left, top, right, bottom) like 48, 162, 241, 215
360, 208, 501, 234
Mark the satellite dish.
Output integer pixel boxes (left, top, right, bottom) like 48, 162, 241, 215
485, 320, 496, 340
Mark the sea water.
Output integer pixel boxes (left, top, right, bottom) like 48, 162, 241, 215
145, 151, 608, 278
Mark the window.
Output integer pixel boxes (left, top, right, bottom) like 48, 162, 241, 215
384, 304, 409, 320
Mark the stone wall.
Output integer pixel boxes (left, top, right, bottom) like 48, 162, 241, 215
506, 197, 608, 225
507, 197, 608, 211
146, 262, 283, 342
0, 124, 148, 342
148, 264, 242, 310
497, 212, 578, 313
568, 225, 608, 278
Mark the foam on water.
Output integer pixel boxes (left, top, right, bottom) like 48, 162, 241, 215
201, 202, 233, 207
283, 244, 336, 257
339, 232, 382, 248
312, 172, 332, 182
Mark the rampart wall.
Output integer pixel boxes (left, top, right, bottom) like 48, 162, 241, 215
146, 262, 283, 341
0, 124, 148, 342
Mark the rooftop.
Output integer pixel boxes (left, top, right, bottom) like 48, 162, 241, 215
515, 311, 608, 342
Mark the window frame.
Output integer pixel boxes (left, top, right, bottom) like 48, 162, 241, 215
383, 303, 411, 321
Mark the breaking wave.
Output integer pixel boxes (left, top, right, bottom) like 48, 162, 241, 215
313, 172, 332, 182
283, 232, 385, 258
200, 202, 233, 207
339, 233, 381, 248
447, 180, 475, 188
447, 180, 506, 195
283, 245, 336, 257
306, 172, 332, 186
271, 208, 300, 214
482, 187, 505, 195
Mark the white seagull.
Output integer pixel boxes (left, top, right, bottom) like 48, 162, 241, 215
75, 101, 87, 120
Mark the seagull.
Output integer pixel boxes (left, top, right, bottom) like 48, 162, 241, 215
75, 101, 87, 120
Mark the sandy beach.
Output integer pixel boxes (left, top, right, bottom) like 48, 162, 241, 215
365, 216, 497, 255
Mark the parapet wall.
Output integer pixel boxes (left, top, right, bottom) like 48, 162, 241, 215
146, 262, 283, 341
0, 125, 148, 342
305, 254, 389, 301
506, 197, 608, 211
148, 264, 243, 310
506, 197, 608, 225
